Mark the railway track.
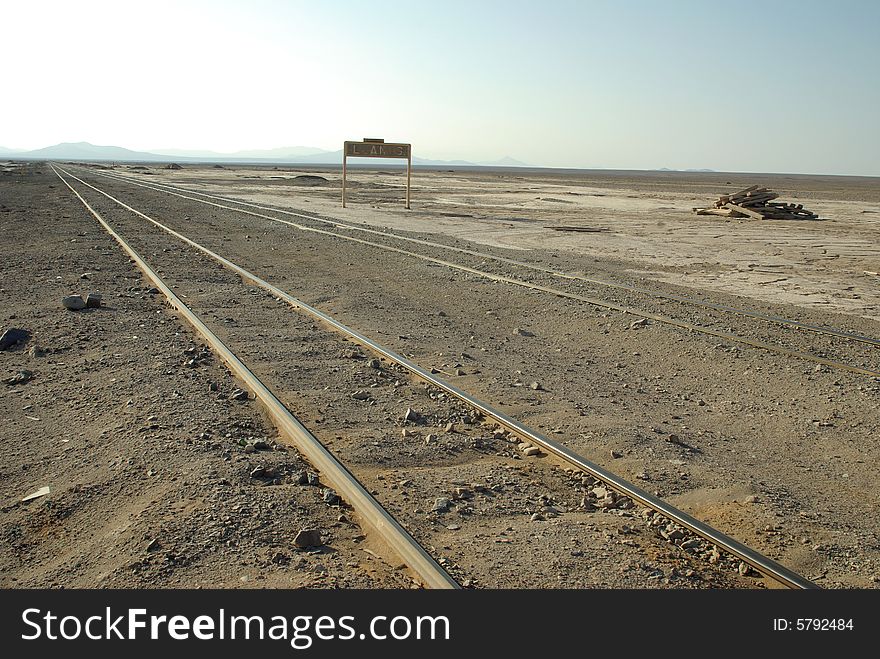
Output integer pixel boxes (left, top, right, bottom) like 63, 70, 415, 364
53, 164, 818, 589
75, 166, 880, 378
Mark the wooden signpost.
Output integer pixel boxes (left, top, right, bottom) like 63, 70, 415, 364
342, 138, 412, 209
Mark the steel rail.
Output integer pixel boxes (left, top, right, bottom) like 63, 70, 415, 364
57, 165, 818, 590
90, 168, 880, 348
52, 165, 459, 590
74, 167, 880, 378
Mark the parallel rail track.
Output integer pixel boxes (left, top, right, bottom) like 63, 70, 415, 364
78, 167, 880, 378
55, 164, 818, 590
53, 165, 460, 590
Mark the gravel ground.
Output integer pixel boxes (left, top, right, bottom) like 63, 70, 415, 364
3, 162, 878, 588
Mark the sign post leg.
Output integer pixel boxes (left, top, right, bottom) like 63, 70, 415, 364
342, 155, 347, 208
406, 153, 411, 210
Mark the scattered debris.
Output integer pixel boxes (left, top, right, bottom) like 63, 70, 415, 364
548, 226, 607, 232
21, 486, 50, 502
4, 369, 34, 385
230, 389, 250, 401
165, 163, 182, 170
693, 185, 819, 220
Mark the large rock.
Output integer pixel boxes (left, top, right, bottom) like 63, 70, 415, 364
0, 328, 29, 350
62, 295, 86, 311
293, 528, 322, 548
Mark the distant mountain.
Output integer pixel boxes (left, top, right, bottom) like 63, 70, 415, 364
153, 146, 329, 159
479, 156, 531, 167
21, 142, 160, 161
0, 146, 22, 156
9, 141, 533, 168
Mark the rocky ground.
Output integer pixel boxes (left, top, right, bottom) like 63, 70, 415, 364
2, 161, 878, 588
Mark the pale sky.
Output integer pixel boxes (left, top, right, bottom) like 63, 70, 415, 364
4, 0, 879, 175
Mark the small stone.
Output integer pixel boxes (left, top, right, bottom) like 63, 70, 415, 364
322, 489, 341, 505
446, 524, 461, 531
530, 512, 545, 522
629, 318, 649, 329
231, 389, 249, 401
592, 486, 611, 499
425, 434, 437, 444
580, 496, 596, 511
738, 561, 751, 576
404, 408, 419, 422
522, 446, 541, 457
293, 529, 322, 549
85, 292, 102, 308
512, 327, 534, 337
368, 358, 381, 369
454, 368, 465, 376
744, 495, 760, 504
0, 328, 29, 350
611, 450, 622, 458
249, 466, 265, 478
145, 539, 161, 553
147, 287, 160, 295
433, 497, 451, 513
4, 369, 34, 385
530, 381, 543, 391
681, 538, 702, 550
453, 487, 473, 500
351, 390, 370, 400
62, 295, 86, 311
243, 444, 256, 454
444, 422, 455, 433
80, 272, 91, 279
661, 528, 685, 541
252, 439, 270, 450
401, 428, 411, 437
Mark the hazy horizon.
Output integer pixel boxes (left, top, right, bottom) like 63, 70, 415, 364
5, 0, 879, 176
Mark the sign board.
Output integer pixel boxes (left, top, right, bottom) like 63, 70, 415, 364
342, 138, 412, 209
345, 142, 411, 159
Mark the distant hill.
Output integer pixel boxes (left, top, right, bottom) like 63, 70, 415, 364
153, 146, 328, 159
480, 156, 530, 167
9, 141, 534, 167
21, 142, 160, 161
0, 146, 22, 156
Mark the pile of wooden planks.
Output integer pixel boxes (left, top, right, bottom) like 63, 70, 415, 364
693, 185, 819, 220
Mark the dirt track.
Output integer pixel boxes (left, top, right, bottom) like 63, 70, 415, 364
2, 162, 878, 588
